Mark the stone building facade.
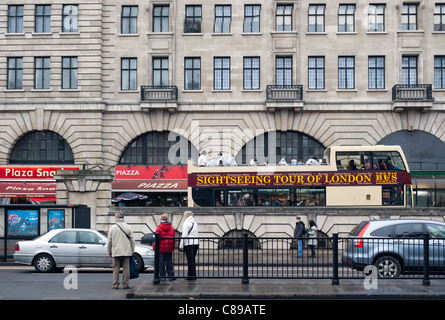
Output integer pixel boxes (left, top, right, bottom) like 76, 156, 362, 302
1, 0, 445, 230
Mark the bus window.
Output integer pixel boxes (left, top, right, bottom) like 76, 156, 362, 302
382, 186, 404, 206
258, 189, 291, 206
373, 152, 406, 171
228, 190, 255, 206
336, 152, 371, 171
295, 188, 325, 206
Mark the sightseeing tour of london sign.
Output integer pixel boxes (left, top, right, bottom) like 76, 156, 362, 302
188, 171, 412, 188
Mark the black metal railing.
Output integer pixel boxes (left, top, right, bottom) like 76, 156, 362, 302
141, 86, 178, 101
153, 233, 445, 285
392, 84, 433, 101
266, 85, 303, 101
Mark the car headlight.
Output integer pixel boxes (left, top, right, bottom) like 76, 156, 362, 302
146, 250, 154, 256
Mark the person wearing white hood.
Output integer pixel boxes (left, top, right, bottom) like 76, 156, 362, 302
179, 210, 199, 280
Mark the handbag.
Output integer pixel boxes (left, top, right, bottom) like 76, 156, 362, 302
116, 224, 139, 279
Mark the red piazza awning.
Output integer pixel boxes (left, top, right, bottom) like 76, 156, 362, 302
0, 181, 56, 197
112, 180, 188, 192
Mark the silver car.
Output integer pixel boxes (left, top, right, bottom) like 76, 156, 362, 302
13, 228, 154, 273
342, 219, 445, 277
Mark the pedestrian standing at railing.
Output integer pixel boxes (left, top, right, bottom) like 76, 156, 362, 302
307, 220, 318, 258
179, 210, 199, 280
154, 214, 176, 281
294, 217, 306, 257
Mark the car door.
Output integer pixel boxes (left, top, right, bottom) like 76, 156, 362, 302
426, 223, 445, 268
77, 230, 111, 267
47, 230, 79, 266
393, 223, 425, 270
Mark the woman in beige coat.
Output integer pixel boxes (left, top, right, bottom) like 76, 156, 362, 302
107, 211, 135, 289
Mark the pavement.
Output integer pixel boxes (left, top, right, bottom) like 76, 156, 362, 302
127, 276, 445, 300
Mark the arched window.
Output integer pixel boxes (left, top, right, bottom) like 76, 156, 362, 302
236, 130, 325, 165
119, 131, 198, 165
9, 131, 74, 164
218, 229, 260, 249
378, 130, 445, 170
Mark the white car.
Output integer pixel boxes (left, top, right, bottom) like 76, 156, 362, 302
13, 228, 154, 273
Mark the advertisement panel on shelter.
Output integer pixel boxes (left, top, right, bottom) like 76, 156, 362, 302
48, 209, 65, 230
7, 209, 39, 237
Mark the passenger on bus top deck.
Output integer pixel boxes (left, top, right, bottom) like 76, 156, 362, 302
198, 151, 208, 167
306, 157, 320, 165
385, 157, 395, 170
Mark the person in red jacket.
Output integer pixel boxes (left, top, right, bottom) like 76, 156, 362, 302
155, 214, 176, 281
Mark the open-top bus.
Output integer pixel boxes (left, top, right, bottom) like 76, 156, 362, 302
187, 145, 413, 207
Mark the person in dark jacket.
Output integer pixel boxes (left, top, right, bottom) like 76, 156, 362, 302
155, 214, 176, 281
293, 217, 306, 257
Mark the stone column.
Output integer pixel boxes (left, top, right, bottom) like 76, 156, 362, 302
54, 170, 114, 230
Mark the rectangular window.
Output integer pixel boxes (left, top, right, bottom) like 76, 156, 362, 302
214, 5, 231, 33
401, 4, 417, 31
185, 5, 202, 33
62, 5, 78, 32
35, 57, 50, 89
62, 57, 78, 89
434, 4, 445, 31
276, 5, 293, 31
121, 58, 137, 90
338, 4, 355, 32
368, 56, 385, 89
8, 5, 24, 33
185, 57, 201, 90
214, 57, 231, 90
402, 56, 418, 85
368, 4, 385, 32
308, 56, 325, 89
7, 57, 23, 90
308, 4, 325, 32
244, 5, 261, 33
121, 6, 138, 34
276, 56, 292, 86
338, 56, 355, 89
243, 57, 260, 90
35, 5, 51, 33
153, 5, 169, 32
434, 56, 445, 89
153, 57, 168, 87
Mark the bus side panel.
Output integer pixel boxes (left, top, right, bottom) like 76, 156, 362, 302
326, 186, 382, 206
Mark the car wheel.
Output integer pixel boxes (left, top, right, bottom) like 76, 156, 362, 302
132, 254, 144, 272
34, 253, 55, 273
374, 256, 401, 278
